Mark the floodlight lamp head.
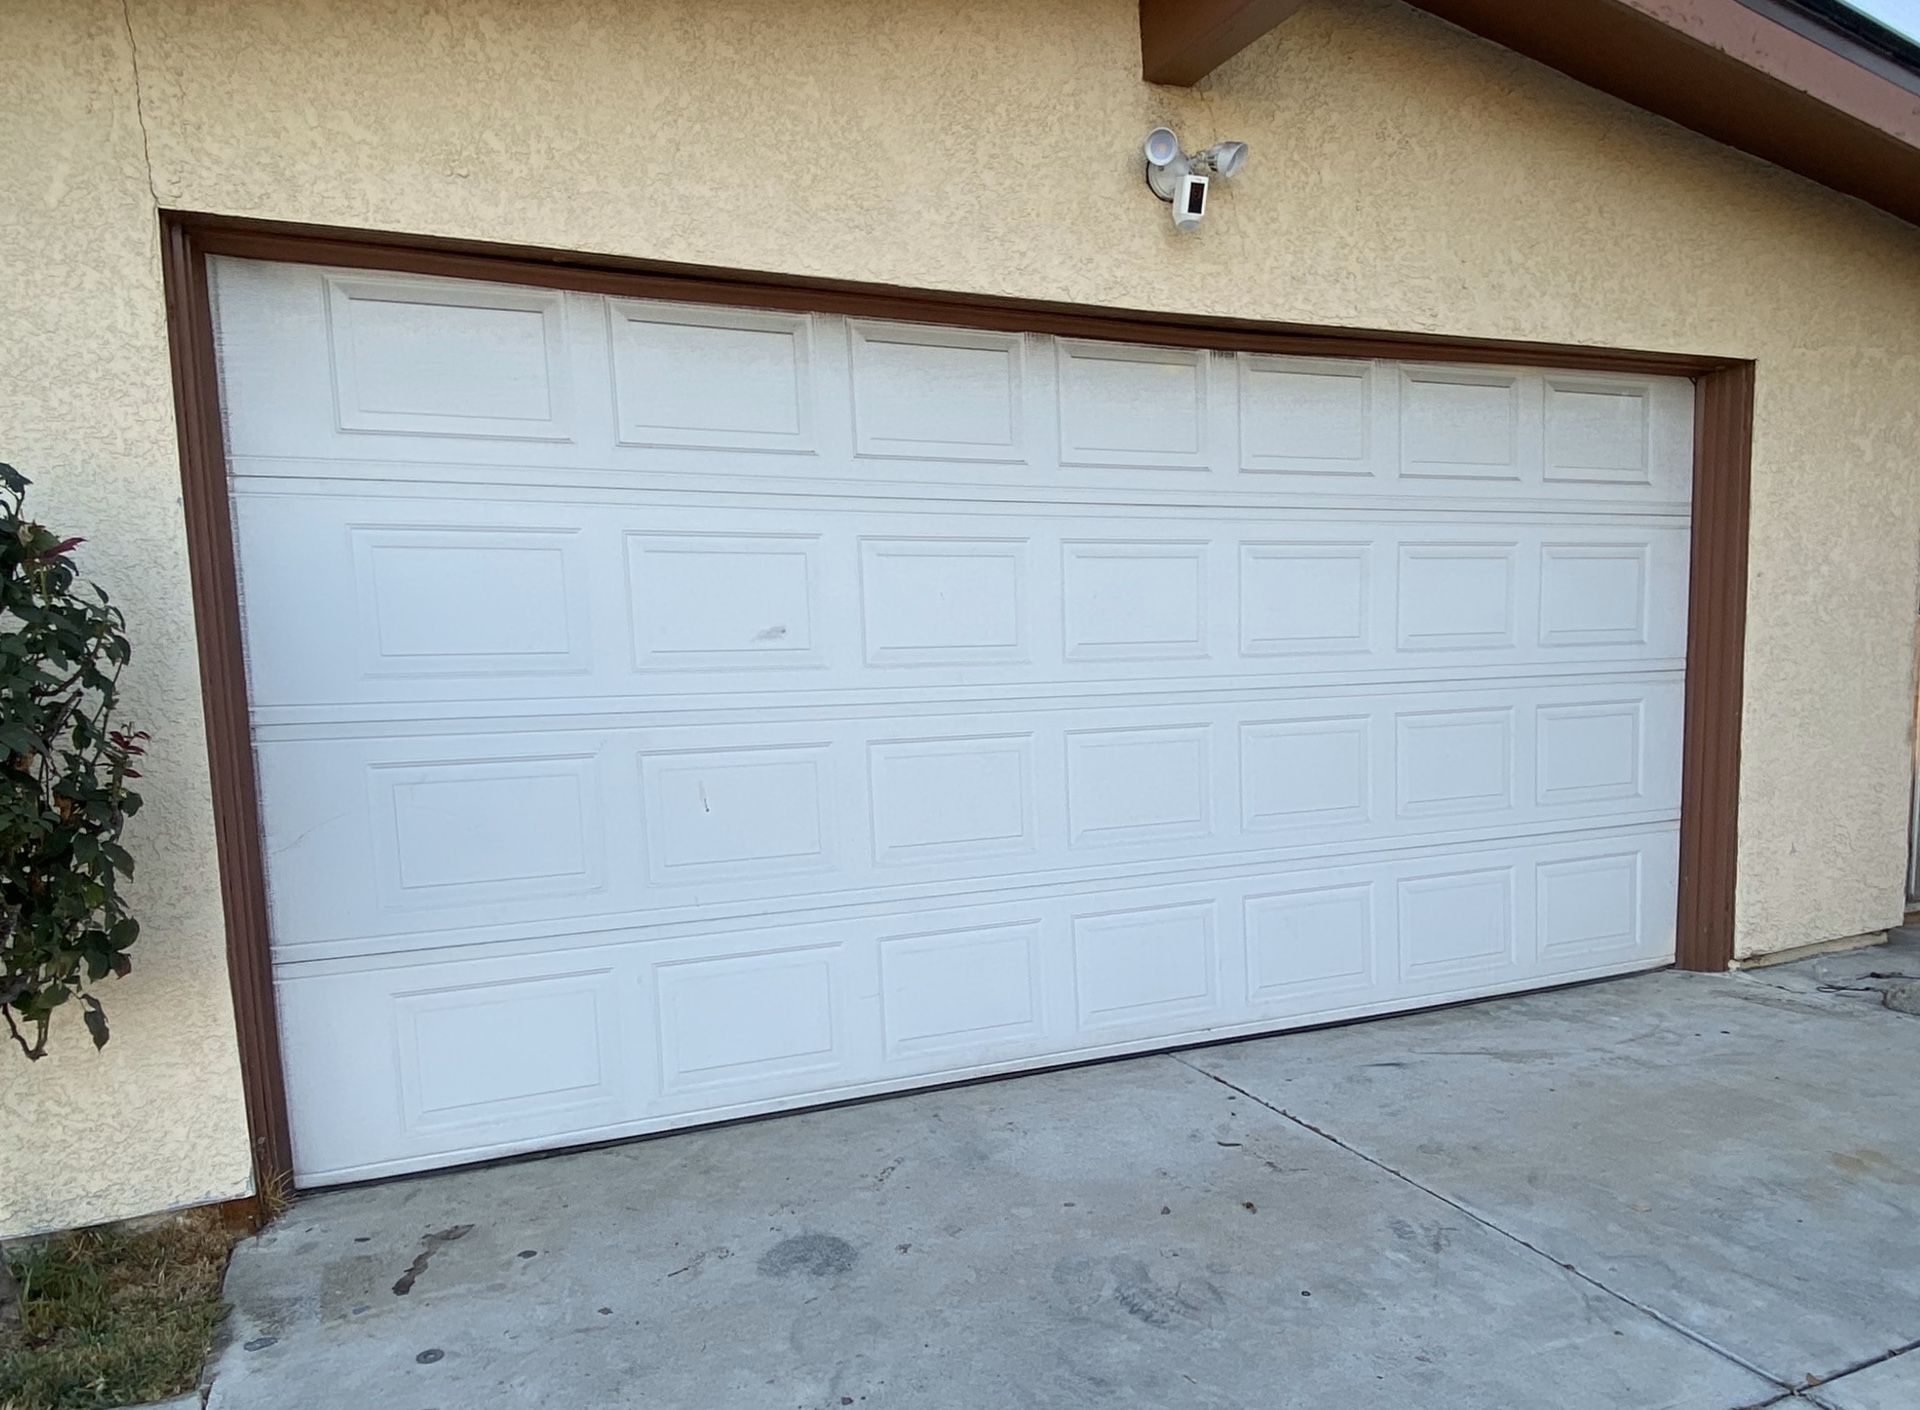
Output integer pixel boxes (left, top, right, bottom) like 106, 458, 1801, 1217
1143, 126, 1189, 202
1202, 140, 1249, 179
1143, 126, 1181, 167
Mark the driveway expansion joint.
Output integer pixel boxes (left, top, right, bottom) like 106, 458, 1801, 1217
1167, 1050, 1792, 1397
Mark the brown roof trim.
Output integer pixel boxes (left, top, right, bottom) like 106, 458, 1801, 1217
1402, 0, 1920, 226
1738, 0, 1920, 95
1150, 0, 1920, 228
1140, 0, 1309, 86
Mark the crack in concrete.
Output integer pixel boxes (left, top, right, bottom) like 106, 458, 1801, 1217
1169, 1051, 1791, 1399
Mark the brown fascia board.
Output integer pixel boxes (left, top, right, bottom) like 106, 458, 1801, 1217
1142, 0, 1920, 228
1399, 0, 1920, 227
1141, 0, 1312, 86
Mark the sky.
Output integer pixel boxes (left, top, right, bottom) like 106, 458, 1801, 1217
1850, 0, 1920, 43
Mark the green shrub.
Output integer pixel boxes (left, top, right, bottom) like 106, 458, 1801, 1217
0, 464, 146, 1060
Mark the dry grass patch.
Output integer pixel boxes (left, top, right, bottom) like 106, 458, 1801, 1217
0, 1208, 235, 1410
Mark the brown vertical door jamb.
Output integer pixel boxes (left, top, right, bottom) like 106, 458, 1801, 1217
158, 218, 296, 1195
1675, 362, 1755, 970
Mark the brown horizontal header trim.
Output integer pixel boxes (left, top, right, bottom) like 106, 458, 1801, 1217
1402, 0, 1920, 228
178, 212, 1734, 378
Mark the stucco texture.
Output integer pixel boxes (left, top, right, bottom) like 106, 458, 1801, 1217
1, 0, 1917, 1233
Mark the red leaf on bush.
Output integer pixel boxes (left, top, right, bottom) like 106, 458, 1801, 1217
30, 535, 84, 561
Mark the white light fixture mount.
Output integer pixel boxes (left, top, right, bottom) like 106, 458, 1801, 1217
1142, 128, 1250, 232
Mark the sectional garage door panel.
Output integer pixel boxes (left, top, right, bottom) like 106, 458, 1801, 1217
276, 828, 1678, 1178
232, 491, 1690, 714
210, 258, 1694, 1184
252, 675, 1684, 963
215, 263, 1695, 510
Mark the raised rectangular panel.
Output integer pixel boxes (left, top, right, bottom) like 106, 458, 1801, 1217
1545, 377, 1650, 484
860, 538, 1028, 665
1397, 708, 1514, 818
1072, 902, 1216, 1029
849, 322, 1025, 461
1400, 367, 1521, 479
371, 754, 603, 909
641, 745, 832, 883
609, 301, 814, 453
1066, 726, 1212, 848
1062, 540, 1207, 662
655, 946, 838, 1092
1537, 852, 1643, 961
325, 276, 571, 440
1242, 716, 1372, 831
1398, 867, 1516, 980
879, 921, 1043, 1058
1239, 355, 1372, 474
1397, 544, 1516, 650
1056, 340, 1208, 469
1246, 883, 1374, 1001
352, 527, 587, 678
1240, 543, 1371, 655
1537, 701, 1644, 806
870, 735, 1035, 864
627, 533, 822, 670
395, 969, 616, 1131
1539, 544, 1649, 646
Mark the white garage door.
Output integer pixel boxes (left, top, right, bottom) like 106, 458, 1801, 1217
211, 258, 1693, 1185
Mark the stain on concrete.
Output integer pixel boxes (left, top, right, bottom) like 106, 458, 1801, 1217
757, 1233, 857, 1279
318, 1253, 383, 1320
1389, 1217, 1453, 1255
666, 1246, 733, 1279
1831, 1149, 1920, 1184
391, 1224, 473, 1295
1411, 1048, 1563, 1065
1054, 1255, 1225, 1331
1726, 986, 1857, 1019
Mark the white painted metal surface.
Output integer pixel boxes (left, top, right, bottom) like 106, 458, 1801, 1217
210, 258, 1694, 1184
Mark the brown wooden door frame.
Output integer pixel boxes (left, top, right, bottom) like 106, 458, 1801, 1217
157, 210, 1752, 1196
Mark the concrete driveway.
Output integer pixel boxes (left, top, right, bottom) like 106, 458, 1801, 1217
204, 936, 1920, 1410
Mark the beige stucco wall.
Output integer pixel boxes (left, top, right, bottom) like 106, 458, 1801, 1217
2, 0, 1917, 1235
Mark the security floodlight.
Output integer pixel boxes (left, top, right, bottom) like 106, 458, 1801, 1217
1143, 128, 1249, 230
1202, 140, 1249, 179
